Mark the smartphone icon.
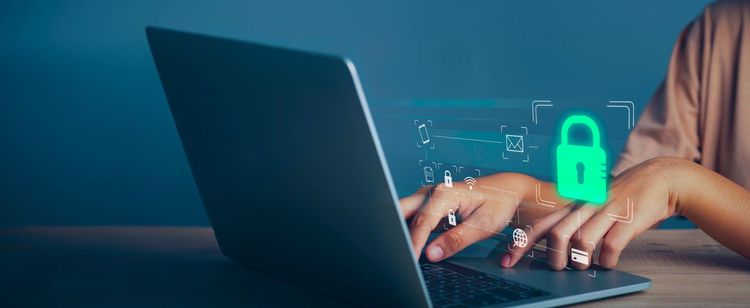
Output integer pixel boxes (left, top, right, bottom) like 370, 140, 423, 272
418, 124, 430, 144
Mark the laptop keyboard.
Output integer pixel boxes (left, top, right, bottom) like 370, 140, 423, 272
420, 262, 550, 307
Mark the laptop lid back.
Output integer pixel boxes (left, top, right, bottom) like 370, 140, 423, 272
146, 27, 429, 307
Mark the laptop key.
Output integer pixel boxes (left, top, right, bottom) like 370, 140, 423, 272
456, 277, 475, 284
444, 292, 471, 300
446, 273, 462, 280
433, 269, 451, 276
442, 283, 459, 289
432, 298, 457, 306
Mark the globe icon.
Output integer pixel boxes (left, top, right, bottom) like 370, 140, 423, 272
512, 228, 528, 248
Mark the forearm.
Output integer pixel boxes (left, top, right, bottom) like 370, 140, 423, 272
676, 161, 750, 258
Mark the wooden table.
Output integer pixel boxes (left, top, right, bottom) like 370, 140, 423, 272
1, 227, 748, 307
577, 229, 750, 307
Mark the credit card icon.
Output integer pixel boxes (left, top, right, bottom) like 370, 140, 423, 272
571, 248, 589, 265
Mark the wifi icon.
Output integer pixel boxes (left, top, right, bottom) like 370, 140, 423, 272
464, 177, 477, 190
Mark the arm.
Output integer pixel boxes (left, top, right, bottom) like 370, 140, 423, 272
503, 157, 750, 271
677, 160, 750, 258
399, 173, 569, 262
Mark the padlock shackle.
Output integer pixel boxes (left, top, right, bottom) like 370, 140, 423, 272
560, 115, 601, 148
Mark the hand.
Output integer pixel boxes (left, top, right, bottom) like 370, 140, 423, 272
399, 173, 563, 262
504, 157, 686, 270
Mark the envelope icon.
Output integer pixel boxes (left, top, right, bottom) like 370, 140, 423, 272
505, 134, 524, 153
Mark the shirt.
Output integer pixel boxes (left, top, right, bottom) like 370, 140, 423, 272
613, 0, 750, 190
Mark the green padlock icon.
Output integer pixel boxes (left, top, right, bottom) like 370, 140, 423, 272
556, 115, 607, 204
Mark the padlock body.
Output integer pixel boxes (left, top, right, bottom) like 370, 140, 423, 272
556, 144, 607, 204
448, 210, 457, 226
444, 171, 453, 187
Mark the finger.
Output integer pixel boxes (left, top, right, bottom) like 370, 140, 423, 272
546, 203, 601, 270
502, 203, 575, 268
598, 221, 638, 269
569, 209, 617, 270
409, 187, 460, 258
399, 185, 432, 219
597, 202, 651, 268
425, 201, 512, 262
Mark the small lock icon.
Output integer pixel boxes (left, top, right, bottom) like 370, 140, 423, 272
556, 115, 607, 204
444, 170, 453, 188
447, 209, 457, 226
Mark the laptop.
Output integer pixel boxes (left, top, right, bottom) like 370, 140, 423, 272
146, 26, 651, 307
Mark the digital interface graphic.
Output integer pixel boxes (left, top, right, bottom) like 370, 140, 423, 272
556, 115, 608, 204
372, 98, 637, 277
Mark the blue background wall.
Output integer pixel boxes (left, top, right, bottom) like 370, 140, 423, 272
0, 0, 712, 226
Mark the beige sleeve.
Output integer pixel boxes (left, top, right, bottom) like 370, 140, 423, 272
612, 15, 704, 176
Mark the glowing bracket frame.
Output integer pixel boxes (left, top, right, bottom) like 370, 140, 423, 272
531, 100, 553, 125
607, 198, 634, 224
605, 100, 635, 130
535, 182, 556, 207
